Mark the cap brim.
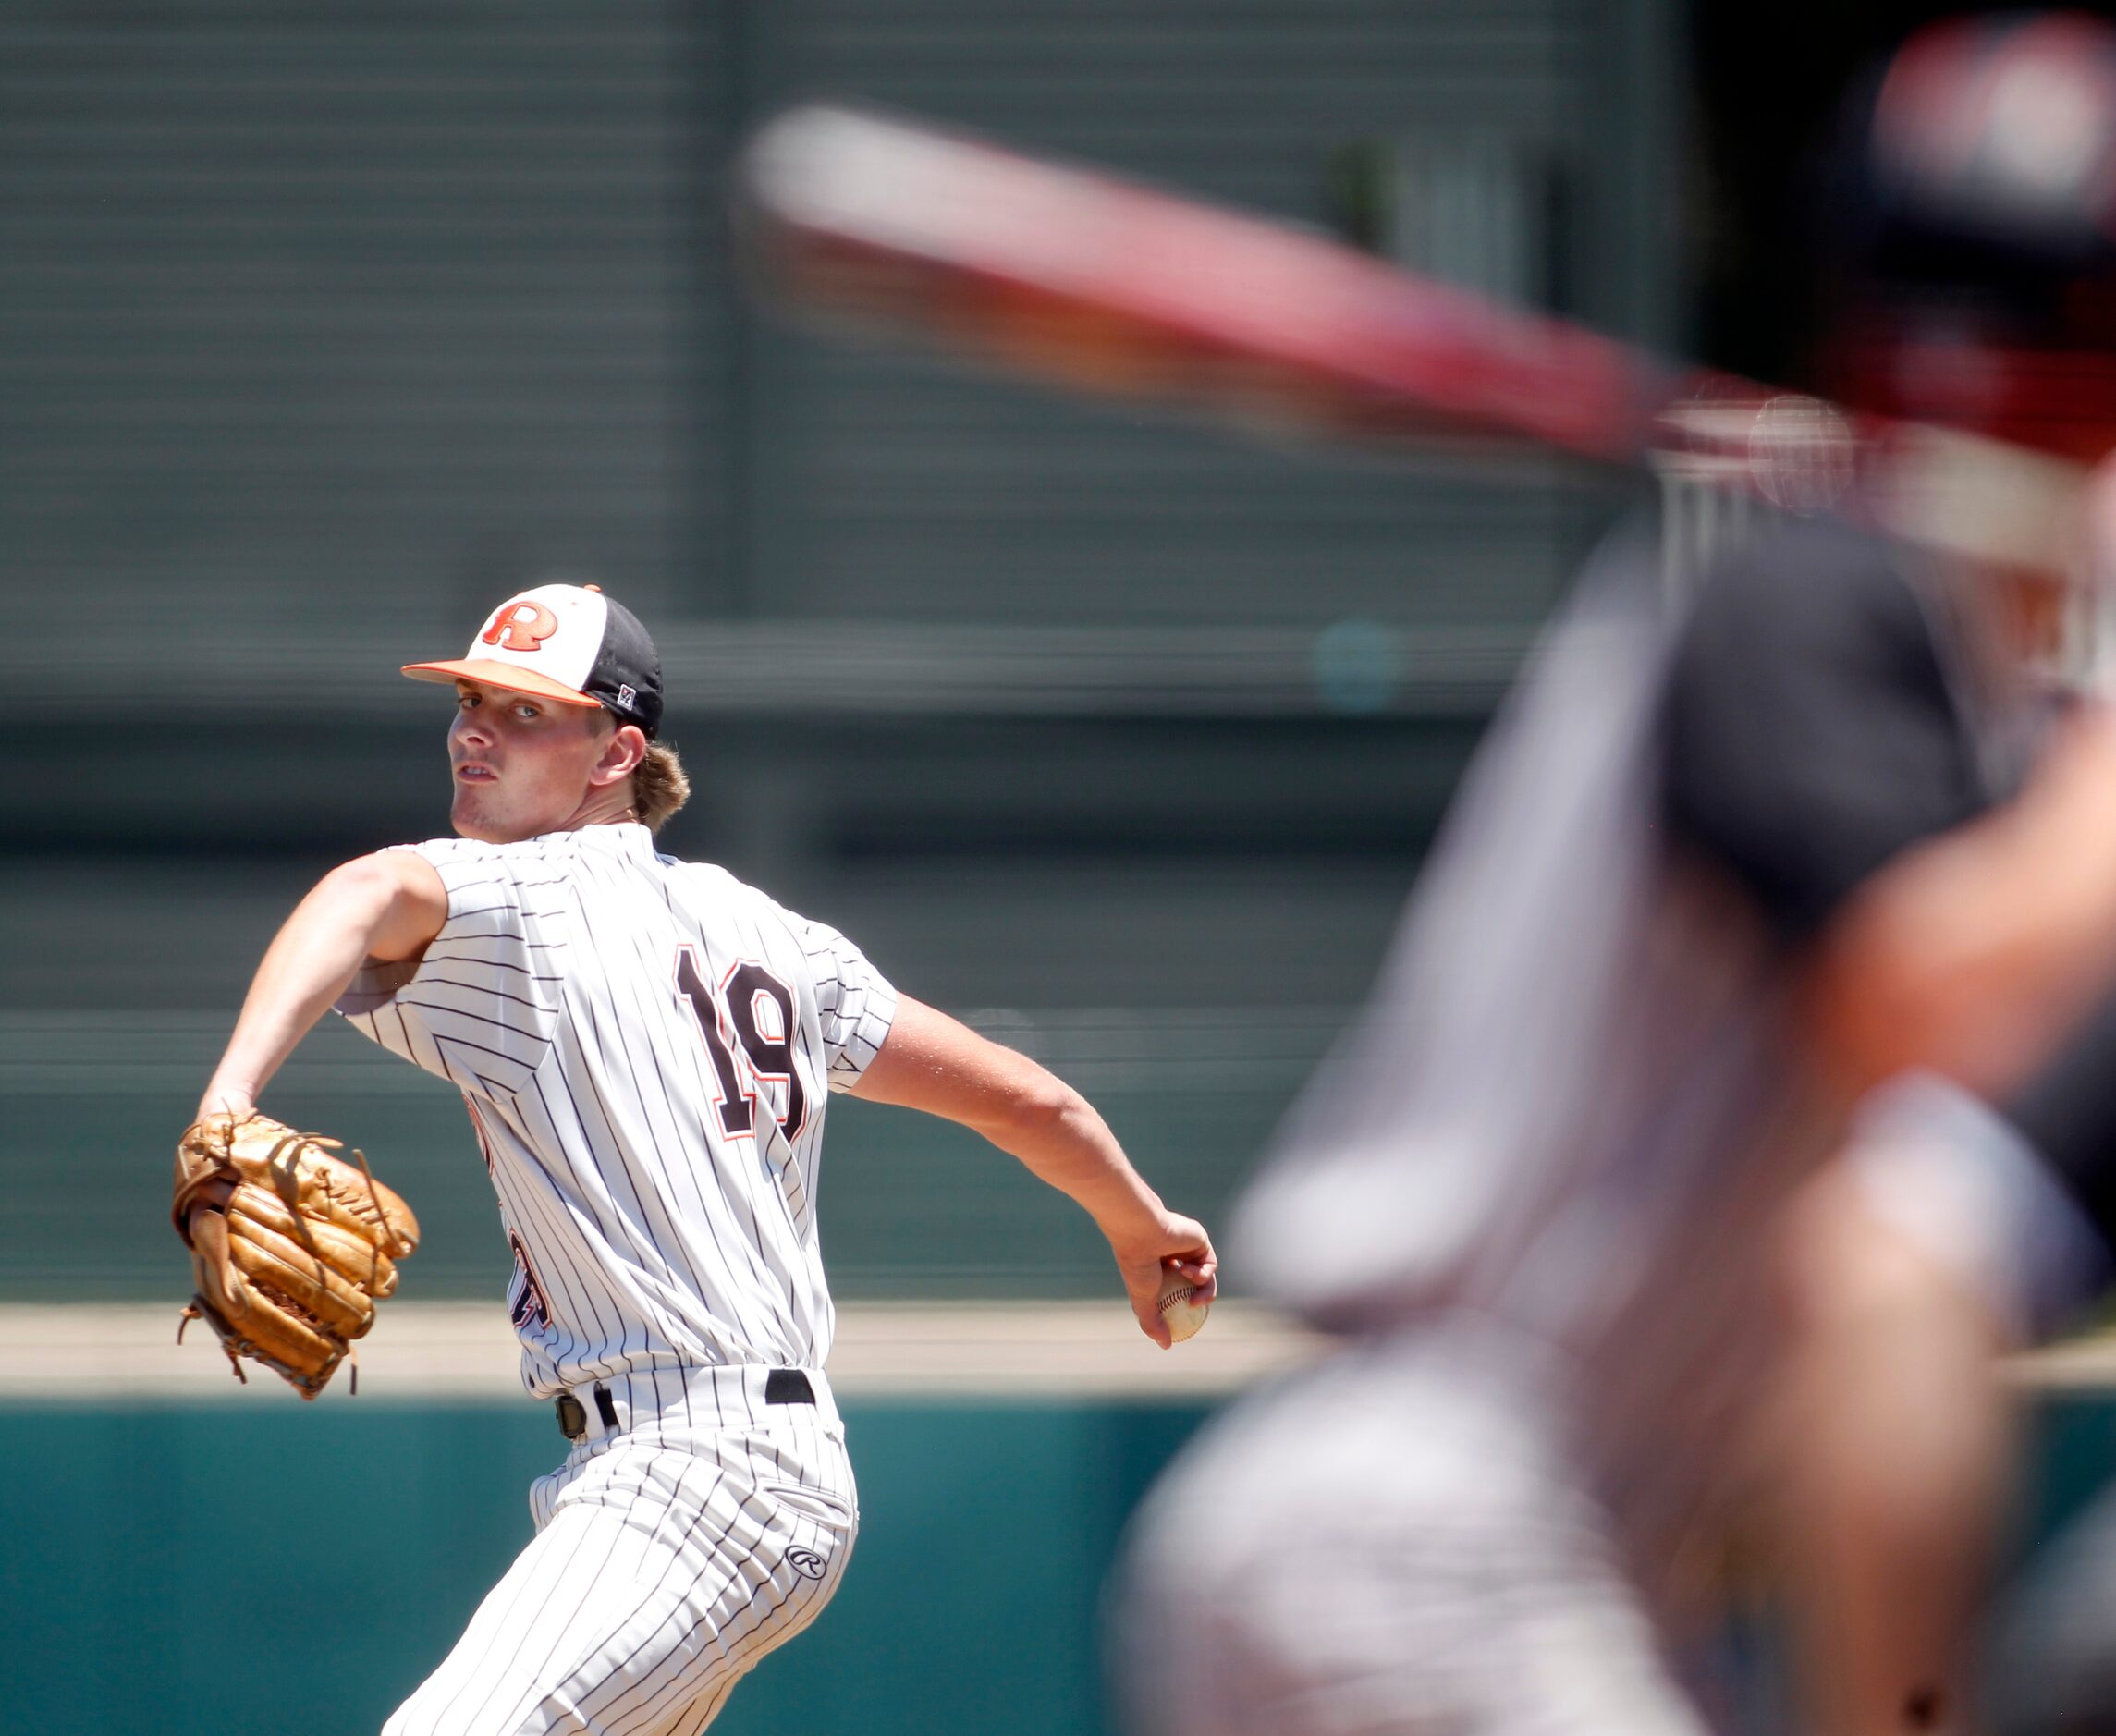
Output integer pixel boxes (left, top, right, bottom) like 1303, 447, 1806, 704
401, 659, 603, 707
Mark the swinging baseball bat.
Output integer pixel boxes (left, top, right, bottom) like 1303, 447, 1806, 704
737, 104, 2089, 578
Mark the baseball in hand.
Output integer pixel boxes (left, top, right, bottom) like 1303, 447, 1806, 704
1157, 1266, 1211, 1343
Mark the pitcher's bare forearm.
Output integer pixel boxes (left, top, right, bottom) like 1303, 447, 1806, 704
853, 995, 1217, 1343
197, 852, 447, 1121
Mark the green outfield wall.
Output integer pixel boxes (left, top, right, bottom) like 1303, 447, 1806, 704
4, 1393, 2114, 1736
0, 1398, 1206, 1736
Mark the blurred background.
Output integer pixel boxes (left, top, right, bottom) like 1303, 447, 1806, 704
3, 3, 2111, 1730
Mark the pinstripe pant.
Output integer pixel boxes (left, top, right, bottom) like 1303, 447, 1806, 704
385, 1367, 858, 1736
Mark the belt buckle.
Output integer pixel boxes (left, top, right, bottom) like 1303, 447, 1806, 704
555, 1392, 588, 1441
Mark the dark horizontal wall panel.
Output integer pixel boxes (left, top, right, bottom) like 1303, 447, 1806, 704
742, 0, 1613, 628
0, 849, 1423, 1014
0, 4, 722, 636
761, 0, 1584, 177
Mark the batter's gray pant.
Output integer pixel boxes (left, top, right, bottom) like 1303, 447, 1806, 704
1114, 1327, 1711, 1736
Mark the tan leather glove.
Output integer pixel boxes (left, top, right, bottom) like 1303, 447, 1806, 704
172, 1111, 420, 1399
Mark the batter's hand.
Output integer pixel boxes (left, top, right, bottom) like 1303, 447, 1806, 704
1110, 1213, 1217, 1349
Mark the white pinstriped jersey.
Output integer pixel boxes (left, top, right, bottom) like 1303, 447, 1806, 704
336, 822, 897, 1397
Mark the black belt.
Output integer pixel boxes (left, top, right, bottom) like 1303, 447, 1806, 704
556, 1368, 816, 1441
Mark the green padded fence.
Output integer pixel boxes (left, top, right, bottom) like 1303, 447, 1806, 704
0, 1399, 1207, 1736
6, 1392, 2114, 1735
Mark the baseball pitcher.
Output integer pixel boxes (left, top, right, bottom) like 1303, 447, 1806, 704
177, 581, 1216, 1735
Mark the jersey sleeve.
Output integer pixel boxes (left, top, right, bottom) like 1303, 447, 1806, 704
779, 907, 898, 1091
1848, 1072, 2109, 1346
1659, 519, 1992, 945
335, 838, 566, 1100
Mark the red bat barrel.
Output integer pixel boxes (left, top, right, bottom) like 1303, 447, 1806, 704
739, 104, 2089, 580
738, 104, 1665, 465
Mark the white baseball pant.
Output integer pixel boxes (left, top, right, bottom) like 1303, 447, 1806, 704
385, 1364, 857, 1736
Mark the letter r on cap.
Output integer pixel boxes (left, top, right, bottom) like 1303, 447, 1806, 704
482, 599, 559, 653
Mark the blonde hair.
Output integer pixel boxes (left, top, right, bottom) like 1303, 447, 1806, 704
632, 740, 691, 831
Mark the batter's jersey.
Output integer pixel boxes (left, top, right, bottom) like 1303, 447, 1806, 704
336, 822, 898, 1397
1235, 517, 2014, 1365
